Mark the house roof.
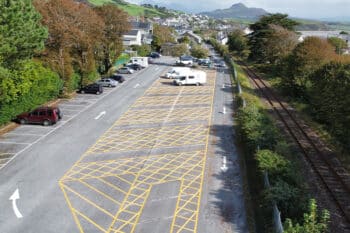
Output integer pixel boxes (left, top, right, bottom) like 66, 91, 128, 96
131, 22, 152, 30
124, 29, 140, 36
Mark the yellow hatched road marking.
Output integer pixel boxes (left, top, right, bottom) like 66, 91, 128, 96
60, 70, 217, 232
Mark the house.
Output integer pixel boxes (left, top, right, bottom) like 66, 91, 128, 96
218, 36, 228, 45
131, 21, 153, 36
123, 21, 154, 46
298, 31, 350, 48
123, 29, 142, 46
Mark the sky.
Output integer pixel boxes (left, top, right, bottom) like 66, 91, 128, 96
129, 0, 350, 21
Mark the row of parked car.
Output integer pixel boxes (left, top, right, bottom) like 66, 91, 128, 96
14, 53, 162, 126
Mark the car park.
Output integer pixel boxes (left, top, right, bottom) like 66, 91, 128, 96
78, 83, 103, 95
110, 74, 125, 83
117, 67, 134, 74
96, 78, 118, 87
127, 63, 143, 71
173, 70, 207, 86
198, 58, 211, 66
176, 55, 194, 66
16, 106, 62, 126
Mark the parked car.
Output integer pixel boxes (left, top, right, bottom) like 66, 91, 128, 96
198, 58, 211, 66
117, 67, 134, 74
149, 52, 161, 58
110, 74, 125, 83
16, 106, 62, 126
78, 83, 103, 94
96, 78, 118, 87
127, 63, 143, 71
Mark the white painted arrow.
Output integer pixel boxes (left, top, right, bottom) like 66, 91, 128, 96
9, 189, 23, 218
222, 106, 226, 114
94, 111, 106, 120
134, 83, 141, 88
221, 156, 228, 172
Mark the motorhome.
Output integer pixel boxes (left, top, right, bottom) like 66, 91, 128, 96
173, 70, 207, 86
165, 67, 191, 78
128, 57, 149, 68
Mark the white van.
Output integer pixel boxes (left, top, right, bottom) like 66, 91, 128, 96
128, 57, 149, 68
165, 67, 191, 79
173, 70, 207, 86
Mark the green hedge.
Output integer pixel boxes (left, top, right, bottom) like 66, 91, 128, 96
0, 60, 62, 125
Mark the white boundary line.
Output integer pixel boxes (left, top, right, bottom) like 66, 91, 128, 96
0, 64, 166, 172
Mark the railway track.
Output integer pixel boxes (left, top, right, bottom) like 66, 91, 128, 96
238, 61, 350, 230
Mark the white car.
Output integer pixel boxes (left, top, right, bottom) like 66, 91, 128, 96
117, 67, 134, 74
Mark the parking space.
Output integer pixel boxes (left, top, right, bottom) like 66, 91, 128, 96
59, 69, 217, 233
0, 69, 138, 170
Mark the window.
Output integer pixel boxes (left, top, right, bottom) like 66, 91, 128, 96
32, 111, 39, 116
189, 76, 195, 79
39, 111, 46, 116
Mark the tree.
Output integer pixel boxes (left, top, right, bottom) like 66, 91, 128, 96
168, 44, 188, 57
283, 37, 336, 96
0, 0, 48, 67
227, 29, 248, 57
284, 199, 329, 233
248, 14, 298, 62
131, 44, 151, 57
178, 36, 190, 44
309, 62, 350, 151
94, 4, 130, 73
190, 45, 209, 58
151, 24, 175, 51
264, 25, 298, 64
328, 37, 347, 54
34, 0, 104, 91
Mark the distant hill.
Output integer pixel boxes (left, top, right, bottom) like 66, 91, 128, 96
201, 3, 268, 20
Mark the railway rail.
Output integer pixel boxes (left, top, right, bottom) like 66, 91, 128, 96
238, 61, 350, 230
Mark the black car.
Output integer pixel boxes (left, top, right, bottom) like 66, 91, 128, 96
127, 63, 142, 71
78, 83, 103, 95
110, 74, 126, 83
149, 52, 161, 58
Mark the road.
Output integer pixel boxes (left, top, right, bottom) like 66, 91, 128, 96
0, 55, 247, 232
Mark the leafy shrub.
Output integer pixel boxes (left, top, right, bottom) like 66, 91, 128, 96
0, 60, 62, 125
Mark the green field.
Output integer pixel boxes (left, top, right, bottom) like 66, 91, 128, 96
87, 0, 167, 17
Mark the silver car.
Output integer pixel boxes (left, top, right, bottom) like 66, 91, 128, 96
117, 67, 134, 74
96, 78, 118, 87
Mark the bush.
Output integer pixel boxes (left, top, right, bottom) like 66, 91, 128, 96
131, 44, 151, 57
0, 60, 62, 125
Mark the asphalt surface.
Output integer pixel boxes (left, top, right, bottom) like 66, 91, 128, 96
0, 55, 247, 233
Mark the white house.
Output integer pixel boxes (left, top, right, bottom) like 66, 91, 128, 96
123, 29, 142, 46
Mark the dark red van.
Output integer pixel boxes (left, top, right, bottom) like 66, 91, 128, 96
16, 106, 62, 126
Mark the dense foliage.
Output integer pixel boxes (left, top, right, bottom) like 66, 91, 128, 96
151, 24, 175, 51
227, 30, 249, 58
0, 0, 48, 67
309, 62, 350, 151
0, 0, 130, 126
248, 14, 299, 62
0, 60, 62, 125
284, 199, 330, 233
190, 45, 209, 58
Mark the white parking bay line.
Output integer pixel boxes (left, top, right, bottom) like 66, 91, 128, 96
6, 132, 44, 136
0, 141, 30, 145
0, 74, 126, 171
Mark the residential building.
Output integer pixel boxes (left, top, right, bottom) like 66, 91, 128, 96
123, 29, 142, 46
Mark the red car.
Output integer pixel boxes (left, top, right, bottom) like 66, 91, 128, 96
16, 106, 62, 126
